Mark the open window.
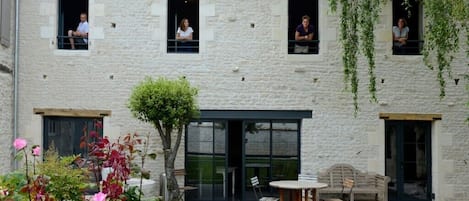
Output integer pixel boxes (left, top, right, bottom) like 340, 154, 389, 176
392, 0, 423, 55
288, 0, 319, 54
57, 0, 89, 50
167, 0, 199, 53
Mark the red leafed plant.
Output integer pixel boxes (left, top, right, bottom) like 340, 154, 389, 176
81, 120, 145, 200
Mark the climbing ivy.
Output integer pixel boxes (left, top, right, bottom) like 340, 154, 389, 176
329, 0, 469, 116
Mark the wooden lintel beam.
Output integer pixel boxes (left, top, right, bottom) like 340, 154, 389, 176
379, 113, 442, 121
33, 108, 111, 117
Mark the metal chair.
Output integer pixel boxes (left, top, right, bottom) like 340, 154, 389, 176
323, 178, 354, 201
250, 176, 279, 201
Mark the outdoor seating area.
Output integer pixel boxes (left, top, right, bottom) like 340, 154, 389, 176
318, 164, 390, 201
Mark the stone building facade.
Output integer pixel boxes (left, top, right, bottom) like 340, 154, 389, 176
4, 0, 469, 201
0, 0, 14, 174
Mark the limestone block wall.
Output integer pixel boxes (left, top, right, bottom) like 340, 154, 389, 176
13, 0, 469, 200
0, 0, 15, 174
0, 65, 13, 174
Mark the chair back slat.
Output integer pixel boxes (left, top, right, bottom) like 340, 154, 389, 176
251, 176, 260, 186
174, 169, 186, 176
250, 176, 263, 200
343, 178, 354, 188
298, 174, 317, 182
342, 178, 355, 198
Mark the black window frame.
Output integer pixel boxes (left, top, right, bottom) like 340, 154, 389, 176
43, 116, 103, 158
57, 0, 89, 50
288, 0, 319, 55
167, 0, 199, 54
392, 0, 424, 55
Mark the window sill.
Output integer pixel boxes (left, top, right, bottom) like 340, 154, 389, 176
286, 53, 324, 62
388, 53, 423, 63
53, 49, 90, 57
161, 52, 202, 61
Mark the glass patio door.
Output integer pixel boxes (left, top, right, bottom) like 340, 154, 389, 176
185, 121, 228, 201
385, 121, 432, 201
242, 121, 299, 201
185, 113, 305, 201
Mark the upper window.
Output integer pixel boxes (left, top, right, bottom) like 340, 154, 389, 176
57, 0, 89, 50
392, 0, 423, 55
167, 0, 199, 54
43, 117, 102, 157
288, 0, 319, 54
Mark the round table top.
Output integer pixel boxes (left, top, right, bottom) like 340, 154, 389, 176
269, 180, 328, 189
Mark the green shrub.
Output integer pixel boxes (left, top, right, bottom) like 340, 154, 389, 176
0, 171, 28, 201
37, 147, 88, 201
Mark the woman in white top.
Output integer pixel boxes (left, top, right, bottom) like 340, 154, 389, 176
176, 18, 194, 52
176, 18, 193, 40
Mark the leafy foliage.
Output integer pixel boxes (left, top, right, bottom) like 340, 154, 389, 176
37, 147, 88, 201
86, 133, 136, 200
329, 0, 383, 114
0, 172, 28, 201
329, 0, 469, 115
82, 119, 157, 201
422, 0, 469, 98
128, 76, 199, 201
129, 77, 199, 130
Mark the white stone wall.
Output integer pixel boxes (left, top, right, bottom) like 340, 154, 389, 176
0, 68, 13, 174
0, 0, 15, 174
13, 0, 469, 200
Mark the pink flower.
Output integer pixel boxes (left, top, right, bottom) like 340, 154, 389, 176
13, 138, 27, 150
95, 120, 103, 129
90, 131, 98, 138
36, 193, 43, 201
32, 146, 41, 156
92, 192, 107, 201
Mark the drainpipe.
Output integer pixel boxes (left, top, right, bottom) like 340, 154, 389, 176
13, 0, 19, 169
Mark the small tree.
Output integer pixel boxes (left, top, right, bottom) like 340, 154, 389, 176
128, 77, 199, 201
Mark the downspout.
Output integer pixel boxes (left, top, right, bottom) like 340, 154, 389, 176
13, 0, 19, 169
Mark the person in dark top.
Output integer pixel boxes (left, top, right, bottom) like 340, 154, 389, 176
294, 15, 314, 53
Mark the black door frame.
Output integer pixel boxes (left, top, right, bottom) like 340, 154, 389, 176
186, 110, 311, 201
385, 120, 432, 201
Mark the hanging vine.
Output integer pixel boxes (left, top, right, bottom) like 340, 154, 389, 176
329, 0, 383, 114
422, 0, 464, 98
329, 0, 469, 116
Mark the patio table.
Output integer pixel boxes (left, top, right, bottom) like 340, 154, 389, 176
270, 180, 328, 201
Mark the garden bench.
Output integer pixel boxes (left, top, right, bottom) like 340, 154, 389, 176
318, 164, 390, 201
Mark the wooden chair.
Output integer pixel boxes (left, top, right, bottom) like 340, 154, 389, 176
298, 174, 318, 201
174, 169, 198, 200
323, 178, 354, 201
250, 176, 279, 201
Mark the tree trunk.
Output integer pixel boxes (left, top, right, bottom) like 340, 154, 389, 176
158, 123, 184, 201
165, 148, 180, 201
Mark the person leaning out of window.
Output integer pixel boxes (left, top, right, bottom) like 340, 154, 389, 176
68, 13, 89, 50
176, 18, 194, 52
294, 15, 314, 54
392, 18, 409, 54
